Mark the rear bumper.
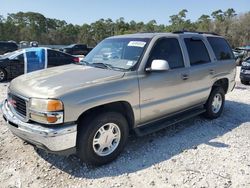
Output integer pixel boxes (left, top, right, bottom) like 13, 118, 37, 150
1, 100, 77, 154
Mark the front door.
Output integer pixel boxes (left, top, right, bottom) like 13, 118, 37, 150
139, 37, 191, 124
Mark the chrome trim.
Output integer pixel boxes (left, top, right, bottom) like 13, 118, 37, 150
1, 100, 77, 152
29, 110, 64, 124
7, 89, 30, 122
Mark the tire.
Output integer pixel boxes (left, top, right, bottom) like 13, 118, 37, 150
203, 87, 225, 119
0, 68, 7, 82
241, 80, 249, 85
76, 112, 129, 166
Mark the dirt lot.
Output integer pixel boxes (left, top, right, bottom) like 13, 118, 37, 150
0, 68, 250, 188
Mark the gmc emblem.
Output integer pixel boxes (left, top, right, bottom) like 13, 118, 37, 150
8, 99, 17, 108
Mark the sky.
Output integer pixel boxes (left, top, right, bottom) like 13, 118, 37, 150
0, 0, 249, 25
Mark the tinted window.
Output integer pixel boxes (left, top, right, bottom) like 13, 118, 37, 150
184, 38, 210, 65
16, 54, 24, 62
149, 38, 184, 69
58, 52, 70, 57
9, 43, 17, 48
48, 50, 60, 57
207, 37, 234, 60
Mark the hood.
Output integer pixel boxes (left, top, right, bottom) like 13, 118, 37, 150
9, 64, 125, 98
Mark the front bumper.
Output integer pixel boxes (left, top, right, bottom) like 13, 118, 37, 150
1, 100, 77, 154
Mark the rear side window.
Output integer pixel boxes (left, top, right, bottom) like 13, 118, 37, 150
48, 50, 59, 57
184, 38, 210, 65
207, 37, 234, 60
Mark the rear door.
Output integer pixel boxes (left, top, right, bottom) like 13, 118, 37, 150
139, 37, 192, 123
182, 36, 216, 104
48, 50, 73, 67
47, 49, 60, 68
57, 51, 74, 65
206, 37, 235, 83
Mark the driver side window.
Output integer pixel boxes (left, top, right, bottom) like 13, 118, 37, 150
148, 38, 184, 69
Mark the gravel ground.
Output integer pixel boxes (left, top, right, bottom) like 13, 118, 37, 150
0, 67, 250, 188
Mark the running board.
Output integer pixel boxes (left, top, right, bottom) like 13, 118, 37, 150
134, 107, 206, 136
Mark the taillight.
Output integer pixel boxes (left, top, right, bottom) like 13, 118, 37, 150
73, 57, 80, 63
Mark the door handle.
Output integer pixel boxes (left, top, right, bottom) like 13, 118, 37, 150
181, 74, 189, 80
209, 69, 215, 75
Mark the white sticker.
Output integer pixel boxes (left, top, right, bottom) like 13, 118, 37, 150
128, 41, 146, 48
126, 61, 134, 66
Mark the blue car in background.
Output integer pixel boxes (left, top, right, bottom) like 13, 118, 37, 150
0, 47, 79, 82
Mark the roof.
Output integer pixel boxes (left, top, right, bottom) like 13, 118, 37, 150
108, 31, 221, 39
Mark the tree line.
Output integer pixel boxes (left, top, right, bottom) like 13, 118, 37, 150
0, 9, 249, 47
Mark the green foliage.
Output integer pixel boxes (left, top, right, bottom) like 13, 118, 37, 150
0, 9, 249, 47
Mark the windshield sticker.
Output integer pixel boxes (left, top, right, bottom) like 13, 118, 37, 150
128, 41, 146, 48
126, 61, 134, 66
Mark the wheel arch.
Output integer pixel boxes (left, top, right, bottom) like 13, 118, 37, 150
212, 78, 229, 94
77, 101, 135, 131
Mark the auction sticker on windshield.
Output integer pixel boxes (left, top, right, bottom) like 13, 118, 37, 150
128, 41, 146, 48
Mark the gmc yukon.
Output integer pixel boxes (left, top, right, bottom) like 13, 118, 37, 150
2, 32, 236, 165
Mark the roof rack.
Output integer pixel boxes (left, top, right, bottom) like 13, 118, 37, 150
172, 30, 219, 36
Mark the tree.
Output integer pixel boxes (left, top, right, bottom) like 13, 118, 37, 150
197, 15, 211, 31
0, 10, 249, 48
169, 9, 196, 31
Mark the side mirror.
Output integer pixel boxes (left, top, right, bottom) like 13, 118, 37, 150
146, 59, 170, 72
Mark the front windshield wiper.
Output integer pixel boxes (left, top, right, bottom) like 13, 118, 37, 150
92, 62, 113, 70
93, 62, 127, 71
80, 61, 126, 71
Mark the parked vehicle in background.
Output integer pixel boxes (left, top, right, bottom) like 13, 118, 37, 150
0, 47, 79, 82
30, 41, 39, 47
19, 41, 30, 49
62, 44, 93, 56
240, 56, 250, 85
2, 32, 236, 165
0, 41, 18, 55
234, 46, 250, 66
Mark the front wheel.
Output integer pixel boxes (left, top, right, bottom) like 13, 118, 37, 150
76, 112, 129, 166
203, 87, 225, 119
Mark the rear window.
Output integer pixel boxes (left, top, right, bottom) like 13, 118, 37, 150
184, 38, 211, 65
207, 37, 234, 60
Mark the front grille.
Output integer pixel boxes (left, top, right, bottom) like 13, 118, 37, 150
8, 92, 27, 118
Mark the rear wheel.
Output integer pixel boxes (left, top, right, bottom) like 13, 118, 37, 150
204, 87, 225, 119
0, 68, 7, 82
76, 112, 129, 166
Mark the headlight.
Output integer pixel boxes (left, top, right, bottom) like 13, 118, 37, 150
242, 61, 250, 67
29, 98, 64, 124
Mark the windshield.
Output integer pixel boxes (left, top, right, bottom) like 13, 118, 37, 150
83, 37, 149, 71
